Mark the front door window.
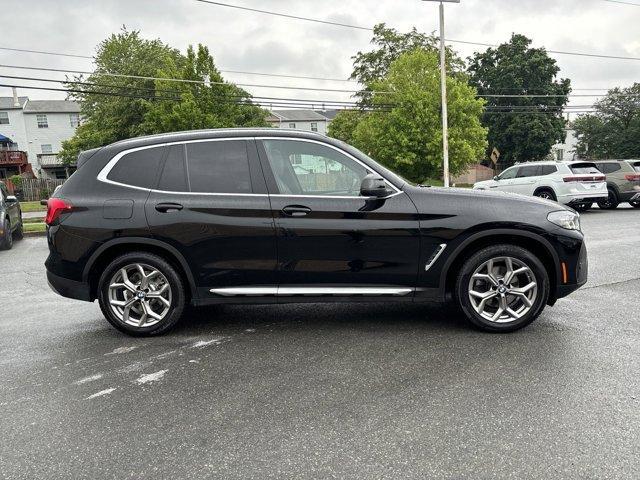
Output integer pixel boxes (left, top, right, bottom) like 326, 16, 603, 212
262, 139, 369, 196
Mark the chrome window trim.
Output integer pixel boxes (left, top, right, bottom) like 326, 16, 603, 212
97, 136, 404, 200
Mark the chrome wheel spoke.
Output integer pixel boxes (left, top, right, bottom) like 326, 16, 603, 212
468, 256, 537, 324
107, 263, 172, 328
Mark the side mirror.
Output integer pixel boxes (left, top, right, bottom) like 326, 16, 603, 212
493, 175, 500, 181
6, 195, 18, 204
360, 173, 391, 198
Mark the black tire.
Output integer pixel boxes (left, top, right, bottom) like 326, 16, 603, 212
597, 188, 619, 210
534, 189, 556, 201
573, 202, 592, 212
630, 201, 640, 209
98, 252, 186, 336
455, 244, 550, 333
13, 219, 24, 240
0, 218, 13, 250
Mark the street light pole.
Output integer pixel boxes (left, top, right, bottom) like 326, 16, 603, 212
423, 0, 459, 187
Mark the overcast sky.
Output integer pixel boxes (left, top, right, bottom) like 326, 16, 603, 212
1, 0, 639, 116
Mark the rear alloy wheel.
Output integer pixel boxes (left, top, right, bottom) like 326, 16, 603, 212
0, 218, 13, 250
597, 188, 619, 210
455, 245, 550, 332
98, 252, 185, 336
534, 189, 556, 201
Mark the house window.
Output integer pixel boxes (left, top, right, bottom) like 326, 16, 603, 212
0, 112, 9, 125
311, 122, 318, 132
37, 114, 48, 128
69, 113, 80, 127
555, 148, 564, 161
289, 123, 296, 129
41, 144, 53, 154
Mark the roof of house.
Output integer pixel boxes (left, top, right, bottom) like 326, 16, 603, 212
315, 109, 341, 120
23, 100, 80, 114
267, 109, 329, 122
0, 96, 29, 110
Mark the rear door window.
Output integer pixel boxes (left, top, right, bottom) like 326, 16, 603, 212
186, 140, 252, 194
541, 165, 557, 175
107, 147, 165, 188
516, 165, 541, 178
570, 162, 600, 174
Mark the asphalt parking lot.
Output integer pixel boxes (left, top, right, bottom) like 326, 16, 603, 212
1, 207, 639, 479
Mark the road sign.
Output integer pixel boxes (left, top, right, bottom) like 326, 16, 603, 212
491, 147, 500, 165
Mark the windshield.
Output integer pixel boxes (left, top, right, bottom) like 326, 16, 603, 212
570, 162, 600, 174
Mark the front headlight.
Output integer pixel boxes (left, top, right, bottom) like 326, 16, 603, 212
547, 210, 581, 231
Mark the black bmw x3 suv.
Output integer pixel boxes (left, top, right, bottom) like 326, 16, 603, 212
45, 129, 587, 336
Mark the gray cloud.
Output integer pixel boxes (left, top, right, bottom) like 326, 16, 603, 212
0, 0, 637, 110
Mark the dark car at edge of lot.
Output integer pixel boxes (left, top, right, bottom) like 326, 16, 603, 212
44, 129, 588, 336
593, 159, 640, 210
0, 180, 23, 250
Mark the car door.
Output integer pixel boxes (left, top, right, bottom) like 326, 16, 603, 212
145, 139, 278, 300
0, 183, 19, 228
256, 137, 420, 298
490, 166, 518, 192
511, 165, 541, 195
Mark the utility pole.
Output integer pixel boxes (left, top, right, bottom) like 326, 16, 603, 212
422, 0, 460, 187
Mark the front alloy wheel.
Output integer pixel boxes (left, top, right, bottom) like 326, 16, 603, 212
468, 257, 537, 323
456, 245, 550, 332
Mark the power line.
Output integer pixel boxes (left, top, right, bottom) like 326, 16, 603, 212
193, 0, 372, 30
193, 0, 640, 62
603, 0, 640, 6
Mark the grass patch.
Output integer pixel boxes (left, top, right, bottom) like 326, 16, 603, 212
23, 217, 44, 224
21, 201, 46, 213
24, 222, 46, 233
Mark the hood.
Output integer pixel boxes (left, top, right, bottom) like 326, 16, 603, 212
406, 185, 571, 221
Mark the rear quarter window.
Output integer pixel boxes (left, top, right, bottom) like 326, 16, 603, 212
631, 161, 640, 173
569, 162, 600, 174
107, 147, 165, 188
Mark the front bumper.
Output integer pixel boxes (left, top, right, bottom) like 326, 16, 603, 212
553, 241, 588, 302
47, 270, 92, 302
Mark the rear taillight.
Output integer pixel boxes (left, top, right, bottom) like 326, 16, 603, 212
45, 198, 74, 225
625, 174, 640, 181
563, 175, 606, 183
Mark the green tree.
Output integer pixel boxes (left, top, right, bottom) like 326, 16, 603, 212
351, 23, 463, 105
352, 50, 487, 183
60, 29, 268, 164
573, 83, 640, 159
467, 34, 571, 168
327, 109, 364, 144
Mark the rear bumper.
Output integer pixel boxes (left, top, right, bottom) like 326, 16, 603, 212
563, 195, 607, 206
47, 270, 92, 302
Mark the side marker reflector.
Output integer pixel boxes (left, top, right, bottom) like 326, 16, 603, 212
561, 262, 568, 284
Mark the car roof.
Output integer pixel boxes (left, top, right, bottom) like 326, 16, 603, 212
106, 128, 331, 151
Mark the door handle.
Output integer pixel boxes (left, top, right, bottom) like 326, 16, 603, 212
282, 205, 312, 217
155, 202, 183, 213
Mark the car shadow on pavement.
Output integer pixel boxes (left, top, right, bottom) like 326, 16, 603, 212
172, 301, 477, 336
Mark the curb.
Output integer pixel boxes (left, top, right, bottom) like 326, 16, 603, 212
23, 230, 47, 237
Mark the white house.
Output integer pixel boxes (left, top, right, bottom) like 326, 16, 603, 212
551, 126, 579, 162
267, 109, 335, 135
0, 88, 80, 179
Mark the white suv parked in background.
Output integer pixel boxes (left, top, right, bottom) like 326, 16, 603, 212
473, 161, 608, 211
